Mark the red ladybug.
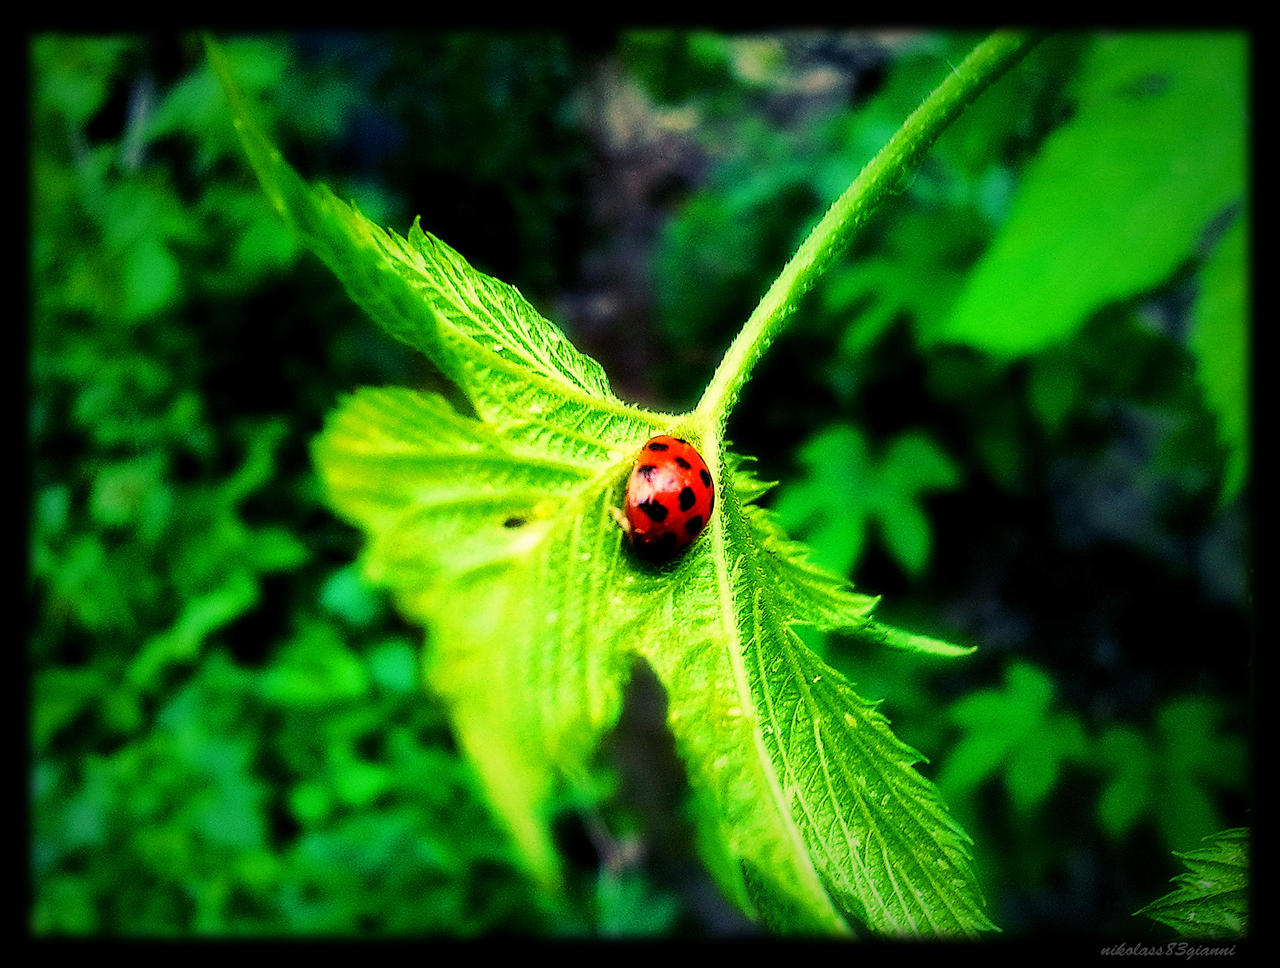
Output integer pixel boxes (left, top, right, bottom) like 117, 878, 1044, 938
620, 435, 715, 560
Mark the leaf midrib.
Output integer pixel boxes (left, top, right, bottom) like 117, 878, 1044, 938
710, 455, 845, 931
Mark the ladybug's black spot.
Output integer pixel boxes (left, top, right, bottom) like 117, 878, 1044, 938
677, 486, 696, 512
699, 468, 712, 488
647, 441, 670, 452
674, 438, 688, 445
637, 464, 658, 481
653, 532, 678, 557
674, 455, 692, 470
638, 498, 668, 522
503, 516, 526, 528
684, 515, 703, 536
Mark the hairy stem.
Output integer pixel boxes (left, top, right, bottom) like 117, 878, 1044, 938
694, 31, 1041, 431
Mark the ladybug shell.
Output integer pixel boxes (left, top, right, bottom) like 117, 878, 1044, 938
625, 435, 715, 560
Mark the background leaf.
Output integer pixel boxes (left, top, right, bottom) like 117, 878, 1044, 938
1187, 212, 1249, 503
774, 425, 961, 577
938, 663, 1087, 814
933, 33, 1246, 357
1095, 697, 1246, 854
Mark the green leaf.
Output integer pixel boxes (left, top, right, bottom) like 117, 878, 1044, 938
31, 36, 135, 128
125, 570, 260, 690
1093, 697, 1246, 853
935, 33, 1246, 357
88, 453, 171, 537
119, 234, 181, 320
34, 668, 111, 750
938, 663, 1085, 812
775, 425, 961, 578
1152, 698, 1246, 853
258, 618, 371, 708
637, 475, 992, 935
365, 638, 419, 694
319, 563, 385, 628
1136, 827, 1249, 939
1188, 212, 1249, 503
212, 37, 993, 936
1094, 727, 1154, 838
774, 426, 873, 576
1005, 715, 1086, 813
877, 432, 965, 574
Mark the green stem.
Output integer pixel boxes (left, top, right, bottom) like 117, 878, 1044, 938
694, 31, 1041, 431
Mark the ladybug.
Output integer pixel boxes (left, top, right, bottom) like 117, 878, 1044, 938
618, 435, 715, 560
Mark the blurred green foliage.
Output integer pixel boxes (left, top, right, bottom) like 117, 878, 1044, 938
31, 30, 1249, 937
1093, 696, 1247, 853
29, 32, 619, 936
773, 425, 961, 577
937, 662, 1089, 815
